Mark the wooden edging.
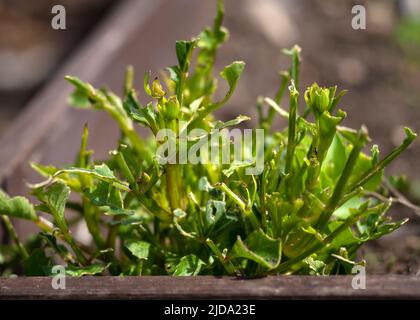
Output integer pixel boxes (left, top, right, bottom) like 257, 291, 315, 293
0, 0, 160, 185
0, 275, 419, 300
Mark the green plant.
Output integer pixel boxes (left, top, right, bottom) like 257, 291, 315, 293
0, 0, 417, 276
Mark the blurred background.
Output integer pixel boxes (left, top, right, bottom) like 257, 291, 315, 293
1, 0, 420, 274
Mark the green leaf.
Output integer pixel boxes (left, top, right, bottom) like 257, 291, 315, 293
264, 97, 289, 119
123, 92, 158, 134
33, 181, 70, 232
65, 76, 96, 97
23, 249, 52, 276
328, 220, 361, 248
68, 89, 90, 108
176, 40, 197, 71
220, 61, 245, 92
125, 241, 150, 260
348, 151, 383, 191
303, 256, 326, 275
205, 200, 226, 228
166, 66, 181, 84
30, 163, 60, 178
213, 115, 250, 129
230, 229, 282, 269
84, 182, 133, 216
322, 134, 346, 173
222, 160, 254, 178
172, 254, 206, 276
54, 164, 130, 191
0, 189, 37, 221
65, 263, 110, 276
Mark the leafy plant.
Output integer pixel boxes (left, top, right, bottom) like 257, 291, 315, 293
0, 0, 417, 276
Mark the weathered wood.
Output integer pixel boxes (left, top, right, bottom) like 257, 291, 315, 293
0, 276, 419, 300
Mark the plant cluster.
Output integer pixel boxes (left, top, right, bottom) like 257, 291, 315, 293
0, 0, 416, 276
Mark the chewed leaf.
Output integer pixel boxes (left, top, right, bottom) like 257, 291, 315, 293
205, 200, 226, 228
172, 254, 206, 276
230, 229, 282, 269
125, 241, 150, 260
65, 263, 110, 277
0, 189, 37, 221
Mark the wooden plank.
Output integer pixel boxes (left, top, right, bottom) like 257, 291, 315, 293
0, 276, 419, 299
0, 0, 160, 185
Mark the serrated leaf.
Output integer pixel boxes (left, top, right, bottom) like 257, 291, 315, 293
0, 189, 37, 221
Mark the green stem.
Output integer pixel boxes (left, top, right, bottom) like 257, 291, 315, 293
165, 119, 182, 211
347, 129, 416, 193
218, 183, 259, 230
316, 142, 363, 231
266, 72, 289, 130
274, 212, 363, 274
115, 150, 171, 221
206, 238, 238, 275
1, 215, 29, 260
285, 86, 298, 175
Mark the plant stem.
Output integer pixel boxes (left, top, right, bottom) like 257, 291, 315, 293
266, 72, 289, 130
316, 142, 363, 231
206, 238, 238, 275
274, 211, 363, 274
218, 183, 259, 230
285, 85, 298, 175
1, 215, 29, 260
346, 130, 416, 193
115, 150, 171, 221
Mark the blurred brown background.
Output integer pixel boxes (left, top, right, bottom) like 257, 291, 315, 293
1, 0, 420, 274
